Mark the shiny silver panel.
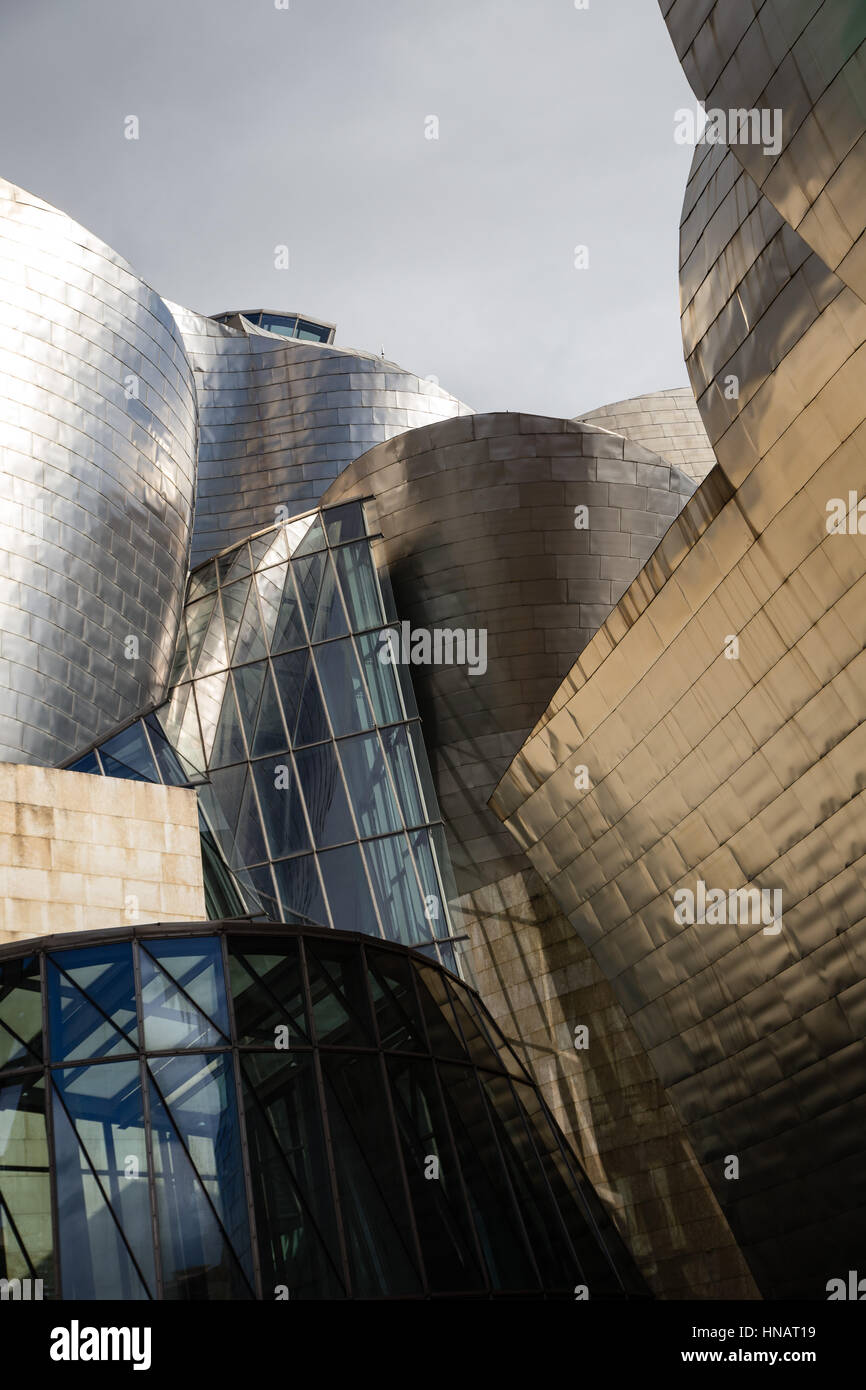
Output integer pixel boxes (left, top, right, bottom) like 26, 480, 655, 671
0, 178, 197, 765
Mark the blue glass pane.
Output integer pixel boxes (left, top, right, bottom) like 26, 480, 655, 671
52, 1062, 154, 1299
338, 732, 402, 836
332, 541, 383, 630
145, 713, 197, 785
148, 1054, 254, 1299
0, 954, 42, 1072
140, 939, 229, 1050
271, 856, 329, 927
48, 945, 138, 1062
252, 757, 310, 857
68, 750, 101, 775
318, 844, 381, 937
294, 743, 355, 847
99, 722, 159, 782
355, 630, 404, 724
314, 639, 373, 735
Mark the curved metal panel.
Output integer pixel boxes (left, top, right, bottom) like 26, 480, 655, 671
0, 178, 197, 765
577, 387, 716, 483
167, 302, 472, 567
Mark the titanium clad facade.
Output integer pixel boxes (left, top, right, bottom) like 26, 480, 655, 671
577, 388, 717, 484
0, 179, 198, 766
166, 302, 473, 567
491, 5, 866, 1299
320, 413, 758, 1298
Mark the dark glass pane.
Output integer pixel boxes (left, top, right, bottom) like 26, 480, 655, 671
332, 541, 383, 630
153, 684, 205, 774
365, 948, 426, 1052
363, 834, 429, 947
355, 630, 403, 724
385, 1054, 486, 1292
269, 565, 307, 653
68, 750, 101, 775
259, 312, 297, 336
321, 1051, 422, 1296
232, 661, 267, 746
0, 954, 42, 1073
338, 731, 402, 836
409, 829, 446, 938
200, 826, 250, 921
148, 1054, 254, 1299
323, 502, 366, 546
311, 555, 349, 641
223, 542, 252, 582
47, 945, 138, 1063
0, 1075, 56, 1297
233, 768, 268, 866
296, 320, 331, 342
478, 1071, 574, 1289
272, 650, 330, 747
251, 665, 288, 757
140, 939, 228, 1050
292, 550, 326, 631
305, 936, 376, 1046
145, 713, 197, 785
294, 743, 354, 848
314, 639, 373, 735
187, 561, 218, 601
436, 1062, 538, 1290
381, 724, 425, 826
271, 856, 329, 928
412, 964, 467, 1060
209, 678, 247, 768
232, 581, 268, 664
52, 1061, 154, 1299
246, 865, 282, 923
228, 937, 308, 1044
318, 844, 381, 938
240, 1052, 345, 1299
99, 723, 158, 782
252, 758, 310, 858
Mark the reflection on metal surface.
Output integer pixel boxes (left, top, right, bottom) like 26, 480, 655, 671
0, 178, 197, 764
577, 387, 716, 484
491, 4, 866, 1299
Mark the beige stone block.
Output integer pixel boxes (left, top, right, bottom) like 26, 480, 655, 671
84, 875, 125, 908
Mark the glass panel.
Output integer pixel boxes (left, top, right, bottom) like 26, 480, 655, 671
332, 541, 383, 630
223, 542, 252, 582
364, 949, 426, 1053
187, 561, 218, 602
235, 766, 268, 865
381, 724, 426, 826
338, 731, 402, 836
436, 1062, 538, 1290
320, 1052, 421, 1296
140, 942, 227, 1051
148, 1054, 254, 1299
251, 665, 288, 757
305, 937, 375, 1045
68, 750, 101, 775
385, 1054, 486, 1292
227, 937, 308, 1045
254, 564, 284, 650
220, 577, 250, 657
314, 638, 373, 735
294, 743, 355, 847
252, 757, 310, 858
193, 593, 230, 677
231, 661, 266, 746
355, 630, 404, 724
259, 313, 297, 336
250, 527, 290, 569
363, 834, 429, 947
0, 955, 42, 1073
145, 713, 198, 785
269, 565, 307, 654
192, 670, 229, 765
246, 865, 282, 923
99, 724, 159, 782
323, 502, 366, 546
409, 829, 446, 937
0, 1075, 56, 1296
52, 1061, 154, 1299
159, 681, 205, 771
272, 650, 330, 747
310, 555, 349, 641
293, 515, 327, 558
232, 581, 268, 664
240, 1052, 345, 1298
412, 964, 467, 1060
208, 677, 247, 768
184, 593, 218, 673
271, 856, 329, 927
284, 513, 321, 556
296, 320, 331, 343
292, 551, 326, 633
47, 945, 138, 1063
144, 939, 229, 1037
318, 844, 381, 938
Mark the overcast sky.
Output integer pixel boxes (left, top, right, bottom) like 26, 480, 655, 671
0, 0, 698, 417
